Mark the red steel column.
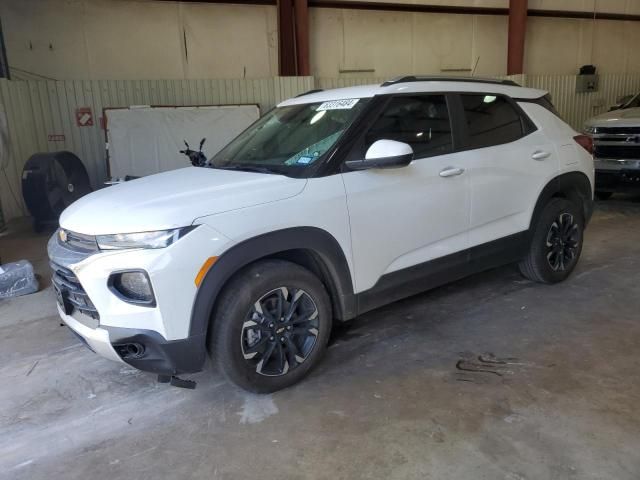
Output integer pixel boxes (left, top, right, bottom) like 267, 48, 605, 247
294, 0, 310, 76
278, 0, 297, 76
507, 0, 528, 75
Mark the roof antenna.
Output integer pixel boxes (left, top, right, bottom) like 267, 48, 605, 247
471, 56, 480, 77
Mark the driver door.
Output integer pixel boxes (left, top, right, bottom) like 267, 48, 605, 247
341, 94, 471, 294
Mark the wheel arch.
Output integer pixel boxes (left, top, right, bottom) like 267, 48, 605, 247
189, 227, 356, 342
529, 171, 594, 235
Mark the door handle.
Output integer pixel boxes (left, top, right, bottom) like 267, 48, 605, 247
531, 150, 551, 160
439, 166, 465, 178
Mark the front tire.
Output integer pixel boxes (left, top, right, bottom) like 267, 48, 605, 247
519, 198, 584, 284
210, 260, 332, 393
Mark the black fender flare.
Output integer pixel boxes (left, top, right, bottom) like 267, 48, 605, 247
529, 171, 594, 236
189, 227, 356, 341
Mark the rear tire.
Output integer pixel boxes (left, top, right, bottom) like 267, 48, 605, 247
210, 260, 332, 393
595, 191, 613, 201
519, 198, 584, 284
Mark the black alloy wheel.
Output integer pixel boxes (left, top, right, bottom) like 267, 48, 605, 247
518, 197, 584, 283
545, 213, 580, 272
210, 260, 331, 393
241, 287, 320, 376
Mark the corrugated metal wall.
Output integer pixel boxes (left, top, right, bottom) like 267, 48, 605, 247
1, 73, 639, 224
0, 76, 314, 223
526, 74, 640, 130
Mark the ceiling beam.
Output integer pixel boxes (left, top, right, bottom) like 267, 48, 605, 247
157, 0, 640, 22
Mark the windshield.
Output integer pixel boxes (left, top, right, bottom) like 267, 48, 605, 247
622, 93, 640, 109
209, 99, 369, 175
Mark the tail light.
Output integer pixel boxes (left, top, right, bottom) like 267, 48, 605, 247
574, 134, 593, 155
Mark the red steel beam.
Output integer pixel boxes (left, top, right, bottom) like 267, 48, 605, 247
278, 0, 297, 75
294, 0, 310, 76
507, 0, 528, 75
152, 1, 640, 22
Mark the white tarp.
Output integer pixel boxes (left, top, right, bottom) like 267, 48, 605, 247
106, 105, 260, 178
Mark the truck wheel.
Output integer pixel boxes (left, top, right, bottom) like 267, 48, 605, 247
210, 260, 332, 393
595, 191, 612, 201
519, 198, 584, 284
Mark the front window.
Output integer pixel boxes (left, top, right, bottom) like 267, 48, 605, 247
363, 94, 453, 159
209, 99, 369, 175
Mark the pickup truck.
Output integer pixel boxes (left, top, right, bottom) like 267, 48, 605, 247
584, 104, 640, 200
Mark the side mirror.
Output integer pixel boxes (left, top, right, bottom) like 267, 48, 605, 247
345, 139, 413, 171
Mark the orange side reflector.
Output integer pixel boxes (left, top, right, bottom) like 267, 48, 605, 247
195, 256, 218, 287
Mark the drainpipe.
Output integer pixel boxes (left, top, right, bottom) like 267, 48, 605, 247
507, 0, 528, 75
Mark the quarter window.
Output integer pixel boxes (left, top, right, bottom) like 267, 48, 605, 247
364, 95, 453, 159
461, 94, 527, 149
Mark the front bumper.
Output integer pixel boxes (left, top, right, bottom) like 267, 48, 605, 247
48, 224, 232, 375
595, 159, 640, 192
57, 303, 124, 363
58, 303, 207, 374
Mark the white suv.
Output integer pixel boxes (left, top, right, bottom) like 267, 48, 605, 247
48, 76, 594, 393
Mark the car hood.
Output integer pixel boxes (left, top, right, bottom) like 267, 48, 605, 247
60, 167, 306, 235
585, 107, 640, 129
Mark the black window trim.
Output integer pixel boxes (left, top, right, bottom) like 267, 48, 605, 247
315, 90, 539, 177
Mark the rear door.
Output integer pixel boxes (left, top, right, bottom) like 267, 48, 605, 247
453, 93, 559, 248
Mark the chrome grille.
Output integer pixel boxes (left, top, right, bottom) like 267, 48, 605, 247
593, 126, 640, 135
594, 145, 640, 160
50, 261, 100, 320
593, 127, 640, 160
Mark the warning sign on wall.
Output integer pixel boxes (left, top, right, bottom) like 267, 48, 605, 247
75, 107, 94, 127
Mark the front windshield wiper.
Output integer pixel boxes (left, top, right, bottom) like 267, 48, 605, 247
212, 165, 281, 175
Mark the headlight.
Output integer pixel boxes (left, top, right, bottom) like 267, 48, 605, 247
96, 226, 196, 250
583, 125, 597, 135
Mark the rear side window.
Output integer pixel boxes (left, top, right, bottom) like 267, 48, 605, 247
364, 95, 453, 159
460, 94, 531, 149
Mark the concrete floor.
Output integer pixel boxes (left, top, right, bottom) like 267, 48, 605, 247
1, 200, 640, 480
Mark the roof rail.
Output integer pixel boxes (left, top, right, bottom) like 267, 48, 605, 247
381, 76, 520, 87
295, 89, 324, 97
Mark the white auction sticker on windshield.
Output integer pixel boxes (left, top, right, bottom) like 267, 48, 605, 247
316, 99, 359, 111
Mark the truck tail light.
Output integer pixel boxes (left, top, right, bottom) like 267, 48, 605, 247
574, 135, 593, 155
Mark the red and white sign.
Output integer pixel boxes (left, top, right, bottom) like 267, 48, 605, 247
76, 107, 94, 127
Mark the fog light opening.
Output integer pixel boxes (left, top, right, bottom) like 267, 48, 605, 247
108, 270, 156, 306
